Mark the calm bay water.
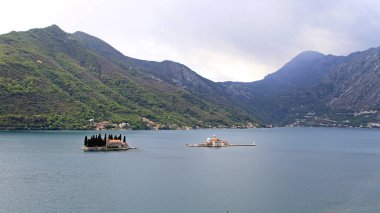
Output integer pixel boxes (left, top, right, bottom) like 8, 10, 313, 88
0, 128, 380, 213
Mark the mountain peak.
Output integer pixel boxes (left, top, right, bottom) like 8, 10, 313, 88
72, 31, 93, 39
43, 24, 67, 36
293, 50, 325, 61
260, 50, 332, 89
70, 31, 125, 59
46, 24, 61, 30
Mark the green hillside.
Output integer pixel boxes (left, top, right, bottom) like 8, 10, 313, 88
0, 25, 257, 130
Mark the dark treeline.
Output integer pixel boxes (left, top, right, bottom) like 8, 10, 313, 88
84, 134, 126, 147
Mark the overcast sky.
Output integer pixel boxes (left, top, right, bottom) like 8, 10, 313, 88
1, 0, 380, 82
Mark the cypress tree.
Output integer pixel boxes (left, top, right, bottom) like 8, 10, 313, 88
98, 135, 101, 146
84, 136, 88, 146
94, 135, 97, 147
119, 134, 122, 140
89, 136, 92, 147
123, 136, 126, 143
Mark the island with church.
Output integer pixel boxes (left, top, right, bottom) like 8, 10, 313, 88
81, 134, 135, 151
186, 135, 256, 147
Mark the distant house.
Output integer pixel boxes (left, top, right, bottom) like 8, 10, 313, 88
119, 122, 128, 129
107, 139, 125, 148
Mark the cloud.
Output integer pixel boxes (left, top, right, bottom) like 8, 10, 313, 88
1, 0, 380, 82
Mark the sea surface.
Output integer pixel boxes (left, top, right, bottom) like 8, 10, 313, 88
0, 128, 380, 213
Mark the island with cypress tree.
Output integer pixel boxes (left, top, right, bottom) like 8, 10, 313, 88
81, 134, 135, 151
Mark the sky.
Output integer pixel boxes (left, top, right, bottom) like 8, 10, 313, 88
1, 0, 380, 82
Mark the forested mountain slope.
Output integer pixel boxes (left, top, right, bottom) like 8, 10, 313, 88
0, 25, 255, 129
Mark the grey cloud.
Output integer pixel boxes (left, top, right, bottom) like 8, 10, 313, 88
2, 0, 380, 81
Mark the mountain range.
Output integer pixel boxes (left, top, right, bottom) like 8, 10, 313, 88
0, 25, 379, 129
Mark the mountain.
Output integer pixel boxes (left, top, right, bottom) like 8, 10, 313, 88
1, 25, 380, 129
0, 25, 256, 130
223, 49, 380, 127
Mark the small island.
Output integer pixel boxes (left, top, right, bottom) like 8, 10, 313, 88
81, 134, 135, 151
187, 135, 256, 147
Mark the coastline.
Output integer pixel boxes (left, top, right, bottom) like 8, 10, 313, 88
0, 125, 380, 132
81, 146, 137, 151
0, 125, 269, 131
0, 125, 379, 131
